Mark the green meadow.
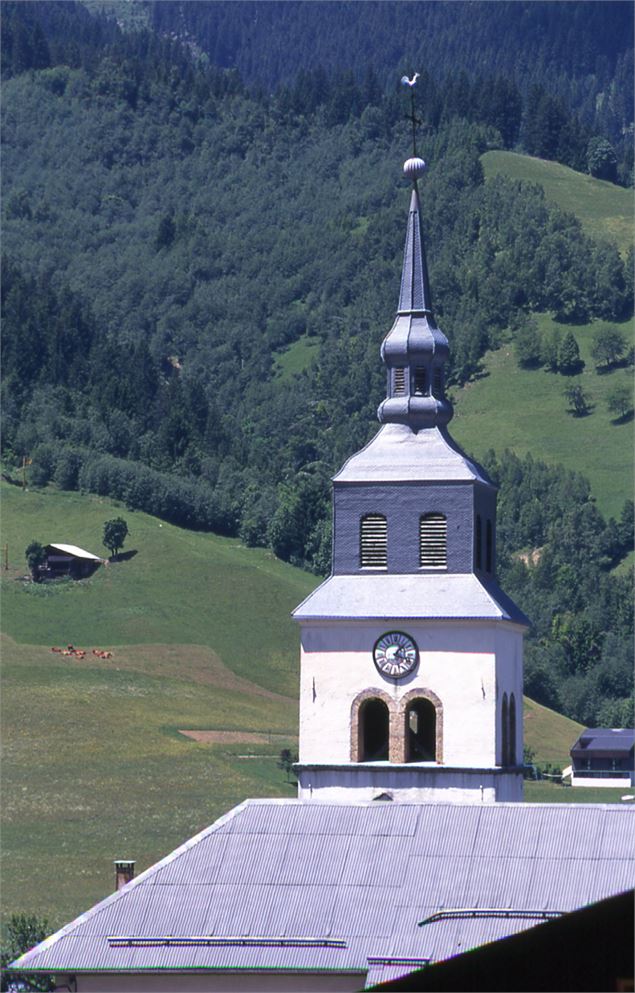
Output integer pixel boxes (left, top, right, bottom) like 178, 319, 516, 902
524, 782, 633, 804
273, 333, 321, 381
2, 483, 311, 925
481, 150, 634, 258
1, 633, 299, 928
472, 150, 633, 520
451, 314, 634, 520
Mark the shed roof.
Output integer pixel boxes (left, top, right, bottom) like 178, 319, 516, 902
45, 543, 102, 561
13, 800, 634, 979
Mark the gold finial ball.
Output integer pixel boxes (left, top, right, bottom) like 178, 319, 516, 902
403, 157, 426, 180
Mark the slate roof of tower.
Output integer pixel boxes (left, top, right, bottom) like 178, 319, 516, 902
14, 801, 635, 984
293, 573, 529, 625
333, 424, 493, 485
397, 185, 434, 316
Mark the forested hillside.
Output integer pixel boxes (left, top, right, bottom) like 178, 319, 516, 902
1, 0, 633, 727
147, 1, 633, 169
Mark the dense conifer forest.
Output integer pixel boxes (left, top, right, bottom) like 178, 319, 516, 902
1, 0, 633, 726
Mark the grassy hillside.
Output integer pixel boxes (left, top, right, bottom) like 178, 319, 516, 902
2, 484, 622, 928
1, 483, 314, 697
451, 314, 634, 520
523, 698, 583, 767
1, 482, 309, 926
1, 632, 300, 928
273, 334, 321, 381
481, 150, 634, 258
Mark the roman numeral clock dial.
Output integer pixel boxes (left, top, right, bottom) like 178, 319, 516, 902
373, 631, 418, 679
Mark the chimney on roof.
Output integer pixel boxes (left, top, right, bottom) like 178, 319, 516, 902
114, 860, 135, 891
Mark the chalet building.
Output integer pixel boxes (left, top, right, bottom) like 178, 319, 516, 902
13, 140, 634, 993
570, 727, 635, 787
43, 543, 103, 579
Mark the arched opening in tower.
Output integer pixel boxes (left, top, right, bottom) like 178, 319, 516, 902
405, 699, 436, 762
502, 693, 509, 766
359, 699, 390, 761
509, 693, 517, 765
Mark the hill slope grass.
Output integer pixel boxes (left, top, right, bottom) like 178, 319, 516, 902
1, 482, 315, 697
1, 633, 299, 928
0, 485, 623, 928
451, 315, 634, 520
481, 150, 634, 258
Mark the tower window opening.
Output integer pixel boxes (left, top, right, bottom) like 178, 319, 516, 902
393, 367, 406, 395
419, 513, 447, 569
433, 367, 443, 395
360, 514, 387, 569
486, 520, 493, 573
413, 367, 426, 396
509, 693, 517, 766
502, 693, 509, 766
406, 699, 437, 762
359, 698, 390, 762
475, 515, 482, 570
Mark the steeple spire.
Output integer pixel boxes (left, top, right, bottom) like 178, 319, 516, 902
377, 83, 453, 431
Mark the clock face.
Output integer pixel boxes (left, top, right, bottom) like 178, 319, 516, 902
373, 631, 418, 679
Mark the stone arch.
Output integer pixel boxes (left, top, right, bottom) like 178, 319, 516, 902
396, 688, 443, 764
350, 689, 397, 763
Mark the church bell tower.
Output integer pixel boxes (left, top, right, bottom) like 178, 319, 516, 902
293, 125, 528, 805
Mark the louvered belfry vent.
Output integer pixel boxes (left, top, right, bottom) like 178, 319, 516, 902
360, 514, 388, 568
393, 367, 406, 395
419, 513, 447, 569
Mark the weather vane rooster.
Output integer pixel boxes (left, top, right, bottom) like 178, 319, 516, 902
401, 72, 424, 166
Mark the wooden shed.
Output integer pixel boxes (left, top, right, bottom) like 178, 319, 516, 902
43, 543, 103, 579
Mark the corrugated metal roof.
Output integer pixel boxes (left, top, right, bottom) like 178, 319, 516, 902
409, 805, 481, 855
364, 958, 430, 989
598, 810, 635, 859
14, 801, 635, 979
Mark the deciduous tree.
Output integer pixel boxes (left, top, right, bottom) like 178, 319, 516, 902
606, 382, 633, 420
25, 540, 45, 581
590, 327, 627, 369
564, 385, 590, 417
103, 517, 129, 558
0, 912, 53, 991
